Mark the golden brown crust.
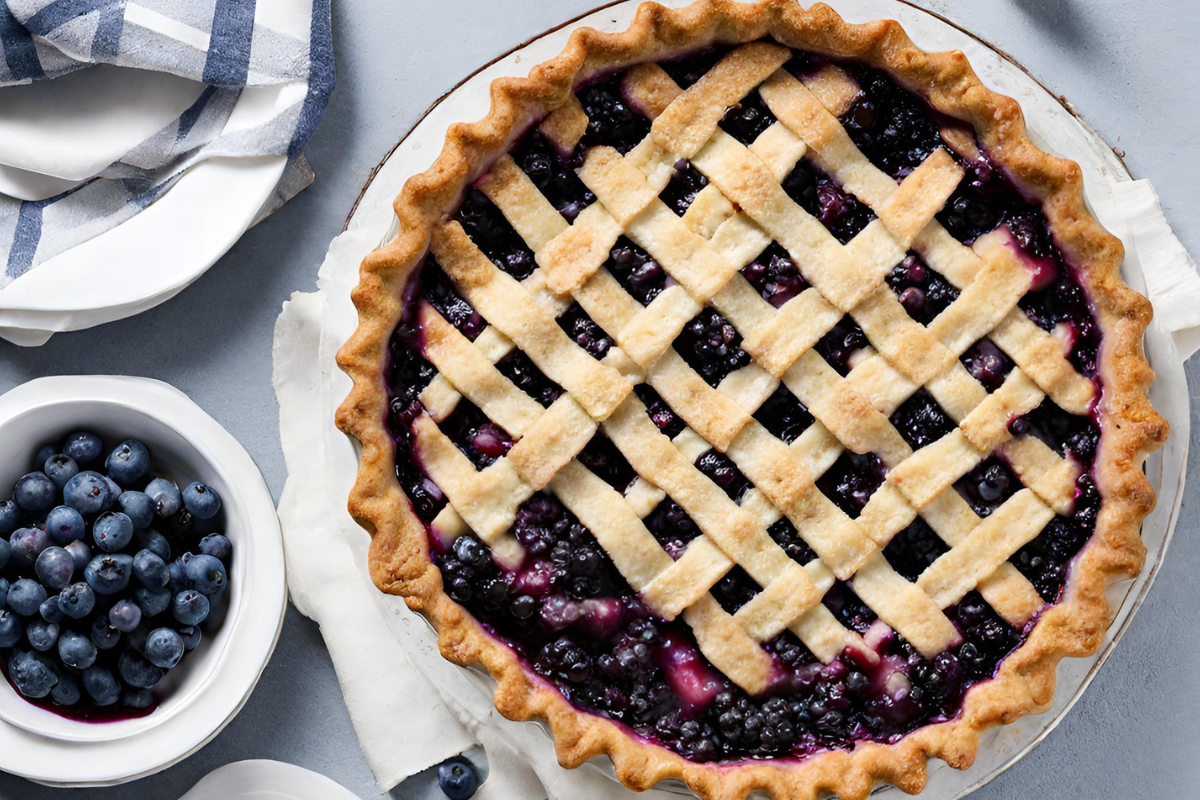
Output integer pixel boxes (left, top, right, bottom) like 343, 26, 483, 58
335, 2, 1169, 798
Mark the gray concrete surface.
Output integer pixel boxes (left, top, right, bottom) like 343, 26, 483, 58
0, 0, 1197, 797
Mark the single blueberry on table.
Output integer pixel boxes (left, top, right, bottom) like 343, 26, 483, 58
13, 472, 57, 513
145, 478, 182, 518
0, 501, 20, 537
35, 546, 75, 590
45, 505, 86, 546
437, 760, 479, 800
108, 599, 142, 633
182, 482, 222, 520
34, 444, 57, 471
39, 597, 63, 623
106, 440, 152, 486
199, 534, 232, 562
179, 625, 201, 651
58, 629, 98, 670
57, 582, 96, 619
134, 528, 171, 562
133, 549, 169, 588
9, 526, 52, 568
118, 648, 164, 689
51, 672, 80, 706
25, 618, 59, 652
135, 585, 172, 618
42, 454, 79, 490
84, 553, 134, 595
64, 539, 91, 572
8, 579, 48, 616
119, 491, 156, 530
63, 431, 105, 467
81, 666, 120, 706
185, 554, 227, 595
9, 650, 57, 699
0, 611, 23, 647
93, 511, 134, 552
145, 628, 184, 669
172, 590, 210, 626
122, 688, 153, 709
90, 616, 122, 651
63, 471, 112, 515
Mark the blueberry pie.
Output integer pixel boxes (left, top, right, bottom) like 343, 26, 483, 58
337, 2, 1167, 798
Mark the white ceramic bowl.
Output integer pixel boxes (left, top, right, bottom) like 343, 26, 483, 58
0, 376, 286, 785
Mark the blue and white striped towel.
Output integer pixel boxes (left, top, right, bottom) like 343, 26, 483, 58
0, 0, 334, 289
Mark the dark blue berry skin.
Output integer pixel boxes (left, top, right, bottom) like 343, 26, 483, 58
179, 625, 201, 651
45, 505, 85, 546
172, 590, 210, 626
57, 582, 95, 619
0, 611, 23, 647
168, 558, 192, 593
134, 586, 172, 618
63, 432, 104, 468
9, 650, 57, 699
133, 550, 169, 588
58, 629, 98, 670
0, 578, 8, 610
118, 648, 163, 689
51, 673, 80, 706
64, 540, 91, 572
9, 526, 52, 569
199, 534, 232, 562
42, 454, 78, 490
34, 445, 56, 471
134, 528, 171, 562
84, 554, 134, 595
118, 491, 156, 530
145, 628, 184, 669
63, 471, 111, 515
185, 554, 227, 595
25, 619, 59, 652
0, 537, 9, 571
81, 666, 120, 706
35, 546, 74, 590
13, 472, 57, 514
109, 599, 142, 633
0, 502, 20, 537
182, 482, 221, 520
90, 617, 122, 651
105, 440, 152, 486
39, 597, 63, 624
93, 511, 134, 553
436, 760, 479, 800
122, 688, 153, 709
145, 478, 182, 517
8, 579, 47, 616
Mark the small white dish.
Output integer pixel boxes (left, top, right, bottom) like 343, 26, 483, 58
178, 760, 362, 800
0, 376, 286, 786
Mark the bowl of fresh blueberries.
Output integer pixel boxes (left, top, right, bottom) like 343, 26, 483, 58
0, 376, 285, 760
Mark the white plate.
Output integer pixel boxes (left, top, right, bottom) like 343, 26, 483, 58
178, 760, 361, 800
0, 376, 287, 787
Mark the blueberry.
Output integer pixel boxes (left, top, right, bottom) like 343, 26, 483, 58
179, 625, 201, 651
13, 472, 56, 513
93, 511, 134, 552
42, 454, 79, 489
35, 546, 74, 591
118, 648, 163, 689
0, 578, 8, 610
9, 526, 51, 568
134, 528, 171, 562
51, 672, 80, 706
0, 611, 23, 646
34, 444, 56, 471
145, 628, 184, 669
63, 431, 104, 467
0, 537, 9, 571
63, 471, 112, 515
84, 554, 133, 595
126, 623, 150, 654
122, 688, 153, 709
45, 505, 85, 546
39, 597, 63, 623
10, 650, 57, 699
145, 478, 181, 517
134, 585, 171, 617
58, 629, 97, 670
437, 760, 479, 800
109, 599, 142, 633
133, 549, 169, 588
102, 475, 121, 506
64, 539, 91, 572
81, 666, 120, 706
57, 582, 95, 619
106, 440, 151, 486
26, 618, 59, 651
8, 579, 47, 616
181, 482, 221, 520
0, 501, 20, 537
185, 554, 227, 595
199, 534, 232, 562
168, 557, 192, 593
172, 590, 209, 626
115, 492, 154, 531
90, 616, 122, 651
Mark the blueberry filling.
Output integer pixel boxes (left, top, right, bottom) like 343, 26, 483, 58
382, 44, 1110, 766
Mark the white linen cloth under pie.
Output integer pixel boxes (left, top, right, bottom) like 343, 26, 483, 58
0, 0, 334, 289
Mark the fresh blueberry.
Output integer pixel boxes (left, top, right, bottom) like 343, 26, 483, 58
25, 618, 59, 652
39, 597, 63, 623
0, 501, 20, 537
437, 760, 479, 800
45, 505, 86, 546
90, 616, 122, 651
64, 539, 91, 572
9, 526, 52, 568
109, 599, 142, 633
168, 557, 192, 593
13, 472, 57, 513
34, 444, 56, 471
42, 454, 79, 489
63, 431, 105, 467
199, 534, 232, 562
0, 537, 9, 571
9, 650, 57, 699
182, 482, 221, 520
51, 672, 80, 706
105, 440, 152, 486
81, 666, 120, 706
145, 478, 182, 517
8, 579, 47, 616
126, 623, 150, 654
84, 553, 134, 595
118, 648, 164, 689
172, 590, 210, 626
57, 582, 96, 619
35, 546, 74, 590
122, 688, 154, 709
145, 628, 184, 669
0, 611, 24, 646
118, 491, 156, 529
58, 629, 98, 670
63, 471, 112, 515
102, 476, 122, 507
93, 511, 134, 552
133, 549, 169, 588
134, 528, 171, 562
185, 554, 227, 596
0, 578, 8, 610
134, 585, 171, 617
179, 625, 201, 651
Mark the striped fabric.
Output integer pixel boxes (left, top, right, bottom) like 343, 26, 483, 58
0, 0, 334, 288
